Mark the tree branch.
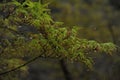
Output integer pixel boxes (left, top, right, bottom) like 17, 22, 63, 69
0, 54, 42, 76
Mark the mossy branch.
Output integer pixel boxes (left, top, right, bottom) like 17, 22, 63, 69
0, 0, 118, 76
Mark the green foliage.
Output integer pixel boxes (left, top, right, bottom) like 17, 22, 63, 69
0, 0, 117, 79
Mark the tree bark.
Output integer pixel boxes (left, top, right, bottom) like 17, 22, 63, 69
60, 60, 73, 80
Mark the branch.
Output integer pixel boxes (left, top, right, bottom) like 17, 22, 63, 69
0, 43, 48, 76
0, 54, 42, 76
41, 0, 43, 4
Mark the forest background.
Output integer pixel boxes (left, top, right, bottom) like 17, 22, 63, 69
0, 0, 120, 80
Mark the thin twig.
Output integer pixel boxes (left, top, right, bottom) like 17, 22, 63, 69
0, 54, 42, 76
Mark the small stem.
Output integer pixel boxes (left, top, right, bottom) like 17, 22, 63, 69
41, 0, 43, 4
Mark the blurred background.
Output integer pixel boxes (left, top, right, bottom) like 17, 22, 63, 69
25, 0, 120, 80
1, 0, 120, 80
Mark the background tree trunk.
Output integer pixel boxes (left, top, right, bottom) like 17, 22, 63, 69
60, 60, 73, 80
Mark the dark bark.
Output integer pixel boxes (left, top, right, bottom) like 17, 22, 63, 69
60, 60, 73, 80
